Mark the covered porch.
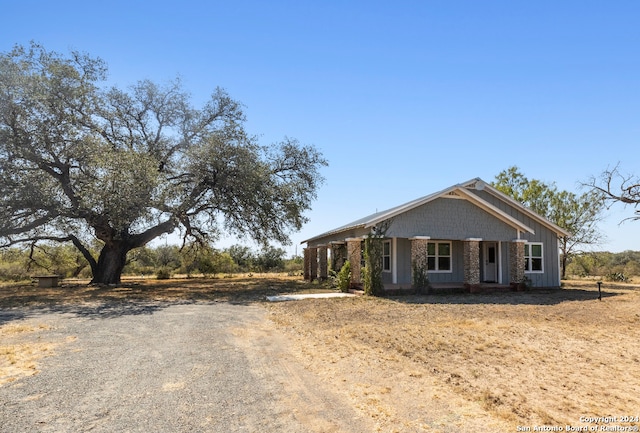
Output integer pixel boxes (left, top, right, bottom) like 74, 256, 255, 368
381, 282, 515, 295
303, 237, 528, 292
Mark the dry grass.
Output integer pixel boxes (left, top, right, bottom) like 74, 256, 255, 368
2, 276, 639, 432
267, 282, 640, 432
0, 274, 314, 308
0, 323, 57, 386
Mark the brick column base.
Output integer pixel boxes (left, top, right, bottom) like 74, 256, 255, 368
303, 248, 310, 281
346, 238, 362, 287
409, 236, 430, 293
309, 247, 318, 281
317, 245, 328, 280
464, 239, 481, 293
330, 242, 346, 273
510, 240, 526, 289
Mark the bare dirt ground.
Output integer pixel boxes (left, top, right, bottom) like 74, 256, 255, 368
1, 276, 639, 432
268, 281, 640, 432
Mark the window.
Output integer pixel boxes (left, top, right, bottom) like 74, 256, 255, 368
427, 241, 451, 272
524, 242, 543, 272
382, 241, 391, 272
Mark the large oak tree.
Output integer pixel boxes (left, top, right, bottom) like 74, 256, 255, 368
0, 43, 327, 284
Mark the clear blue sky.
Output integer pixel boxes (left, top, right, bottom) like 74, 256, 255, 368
2, 0, 639, 253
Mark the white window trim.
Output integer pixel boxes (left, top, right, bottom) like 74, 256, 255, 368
428, 241, 453, 274
391, 238, 398, 284
524, 242, 544, 273
382, 240, 391, 273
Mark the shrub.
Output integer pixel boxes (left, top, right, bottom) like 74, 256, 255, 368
363, 235, 384, 296
336, 261, 351, 292
412, 261, 429, 294
606, 272, 628, 282
155, 268, 172, 280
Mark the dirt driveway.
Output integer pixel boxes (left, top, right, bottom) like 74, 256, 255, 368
3, 277, 639, 432
0, 301, 372, 433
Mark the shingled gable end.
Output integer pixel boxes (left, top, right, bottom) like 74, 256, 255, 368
302, 178, 570, 291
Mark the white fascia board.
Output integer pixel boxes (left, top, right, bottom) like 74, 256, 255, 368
480, 183, 571, 237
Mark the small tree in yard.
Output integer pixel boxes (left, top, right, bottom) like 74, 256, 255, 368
0, 43, 327, 284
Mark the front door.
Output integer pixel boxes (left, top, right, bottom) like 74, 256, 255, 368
483, 242, 498, 283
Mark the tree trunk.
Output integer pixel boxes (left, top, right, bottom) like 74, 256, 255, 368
91, 242, 130, 284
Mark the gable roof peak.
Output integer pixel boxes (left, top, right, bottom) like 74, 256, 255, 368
302, 176, 570, 244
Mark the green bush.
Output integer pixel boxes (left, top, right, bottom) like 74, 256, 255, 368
336, 261, 351, 292
412, 261, 429, 294
606, 272, 628, 282
155, 268, 172, 280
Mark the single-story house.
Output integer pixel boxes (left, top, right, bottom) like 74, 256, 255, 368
302, 178, 570, 290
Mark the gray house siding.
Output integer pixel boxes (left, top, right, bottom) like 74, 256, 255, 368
382, 238, 464, 285
472, 189, 562, 287
387, 197, 520, 241
499, 242, 509, 284
307, 226, 369, 247
522, 228, 561, 287
303, 179, 567, 289
425, 240, 465, 284
396, 238, 412, 285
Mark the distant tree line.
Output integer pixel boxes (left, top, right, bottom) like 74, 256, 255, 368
0, 242, 302, 281
565, 251, 640, 282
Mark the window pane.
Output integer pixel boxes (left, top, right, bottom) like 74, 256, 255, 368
383, 242, 390, 255
438, 257, 451, 271
531, 244, 542, 257
524, 244, 530, 256
427, 243, 436, 255
383, 257, 390, 271
532, 258, 542, 271
427, 257, 436, 270
438, 243, 450, 256
525, 258, 530, 271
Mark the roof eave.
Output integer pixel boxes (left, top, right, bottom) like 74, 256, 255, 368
480, 183, 572, 238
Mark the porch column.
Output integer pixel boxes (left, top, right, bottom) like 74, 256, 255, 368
346, 238, 362, 287
464, 238, 482, 292
409, 236, 430, 290
509, 239, 527, 288
330, 242, 346, 272
303, 248, 311, 281
317, 244, 328, 280
309, 247, 318, 281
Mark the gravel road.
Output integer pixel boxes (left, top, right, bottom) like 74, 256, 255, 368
0, 301, 372, 432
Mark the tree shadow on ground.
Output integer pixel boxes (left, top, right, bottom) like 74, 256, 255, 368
0, 276, 320, 325
389, 286, 625, 306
